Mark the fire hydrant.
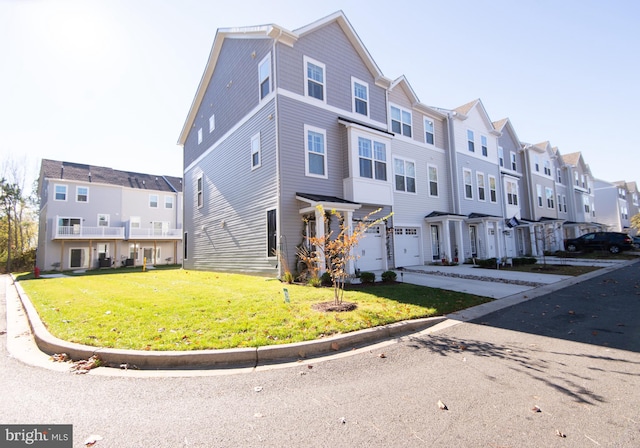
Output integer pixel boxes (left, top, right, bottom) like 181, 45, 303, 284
34, 266, 40, 279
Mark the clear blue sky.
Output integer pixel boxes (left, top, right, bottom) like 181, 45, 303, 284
2, 0, 638, 191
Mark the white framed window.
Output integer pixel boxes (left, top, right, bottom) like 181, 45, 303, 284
428, 165, 438, 197
54, 184, 67, 201
251, 132, 261, 170
149, 194, 159, 208
76, 186, 88, 202
544, 160, 551, 176
562, 195, 567, 212
489, 175, 497, 203
534, 155, 540, 172
197, 128, 203, 144
304, 56, 325, 102
583, 195, 590, 213
463, 168, 473, 199
304, 125, 327, 178
477, 172, 486, 201
581, 174, 585, 188
209, 114, 215, 133
536, 185, 543, 207
394, 157, 416, 193
97, 214, 110, 227
196, 175, 203, 208
557, 194, 562, 212
164, 196, 174, 209
425, 118, 435, 145
358, 137, 387, 181
259, 53, 271, 100
352, 77, 369, 116
498, 146, 504, 167
507, 180, 518, 206
467, 130, 475, 152
390, 105, 412, 137
130, 216, 141, 229
481, 135, 488, 157
574, 171, 579, 186
511, 153, 517, 171
556, 168, 562, 183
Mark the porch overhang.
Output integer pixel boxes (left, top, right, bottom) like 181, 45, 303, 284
424, 211, 466, 223
296, 192, 362, 214
466, 212, 503, 224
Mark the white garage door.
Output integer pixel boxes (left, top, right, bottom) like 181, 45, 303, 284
355, 225, 385, 272
394, 227, 421, 267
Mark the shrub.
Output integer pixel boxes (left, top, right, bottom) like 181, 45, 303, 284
320, 271, 332, 286
381, 270, 397, 282
476, 258, 498, 268
359, 271, 375, 284
281, 271, 295, 284
307, 277, 321, 288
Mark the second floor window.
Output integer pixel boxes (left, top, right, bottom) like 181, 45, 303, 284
358, 137, 386, 181
394, 158, 416, 193
97, 214, 110, 227
305, 57, 325, 101
467, 130, 475, 152
305, 126, 327, 178
390, 105, 412, 137
55, 184, 67, 201
149, 194, 159, 208
76, 186, 88, 202
425, 119, 434, 145
352, 79, 368, 116
165, 196, 174, 209
259, 54, 271, 99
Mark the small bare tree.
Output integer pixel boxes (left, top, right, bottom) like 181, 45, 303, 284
300, 205, 392, 306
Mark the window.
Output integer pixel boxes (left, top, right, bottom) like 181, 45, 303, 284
98, 214, 110, 227
267, 209, 277, 257
196, 175, 203, 208
477, 172, 486, 201
537, 185, 543, 207
534, 156, 540, 172
358, 137, 386, 181
183, 232, 188, 260
304, 56, 325, 101
562, 195, 567, 212
428, 165, 438, 197
546, 187, 554, 208
54, 184, 67, 201
544, 160, 551, 176
467, 130, 475, 152
556, 168, 562, 183
581, 174, 585, 188
259, 53, 271, 99
489, 175, 497, 202
390, 105, 412, 137
76, 186, 88, 202
574, 171, 579, 186
507, 180, 518, 206
498, 146, 504, 167
352, 78, 368, 116
557, 194, 562, 212
425, 119, 435, 145
209, 114, 215, 133
197, 128, 203, 144
583, 196, 590, 213
463, 169, 473, 199
511, 153, 517, 171
481, 135, 488, 157
152, 221, 168, 236
305, 125, 327, 178
165, 196, 174, 209
149, 194, 159, 208
130, 216, 141, 229
251, 132, 261, 169
394, 158, 416, 193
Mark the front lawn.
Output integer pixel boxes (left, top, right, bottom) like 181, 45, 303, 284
18, 269, 490, 351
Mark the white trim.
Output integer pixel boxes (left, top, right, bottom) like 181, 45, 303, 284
97, 213, 110, 227
251, 132, 261, 170
164, 195, 174, 209
196, 174, 204, 209
476, 171, 486, 202
393, 156, 417, 194
75, 185, 89, 203
488, 174, 497, 203
258, 52, 272, 101
149, 193, 159, 209
197, 128, 203, 144
351, 76, 369, 117
480, 135, 488, 157
389, 103, 412, 139
209, 114, 215, 133
54, 184, 67, 201
304, 124, 328, 179
427, 164, 439, 198
463, 168, 473, 200
303, 55, 326, 103
424, 117, 435, 146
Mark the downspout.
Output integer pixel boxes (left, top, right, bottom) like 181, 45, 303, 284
273, 38, 282, 278
446, 112, 460, 215
522, 147, 534, 220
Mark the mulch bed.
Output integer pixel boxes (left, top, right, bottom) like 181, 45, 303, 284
312, 301, 358, 312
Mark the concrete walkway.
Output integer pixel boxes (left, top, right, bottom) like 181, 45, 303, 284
4, 256, 637, 374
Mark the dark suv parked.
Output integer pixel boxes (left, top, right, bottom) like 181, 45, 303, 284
564, 232, 634, 254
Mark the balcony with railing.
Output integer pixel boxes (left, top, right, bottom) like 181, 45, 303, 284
128, 226, 182, 240
54, 224, 125, 239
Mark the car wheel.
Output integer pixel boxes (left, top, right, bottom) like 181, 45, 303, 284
566, 244, 578, 252
609, 245, 620, 254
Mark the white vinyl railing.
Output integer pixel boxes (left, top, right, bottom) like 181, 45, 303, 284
129, 227, 182, 238
55, 225, 125, 239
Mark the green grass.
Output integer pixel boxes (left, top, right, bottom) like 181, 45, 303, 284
17, 269, 491, 351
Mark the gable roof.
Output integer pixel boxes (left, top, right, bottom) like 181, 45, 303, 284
493, 117, 521, 145
177, 11, 390, 145
389, 76, 447, 119
561, 151, 582, 166
451, 98, 500, 136
39, 159, 183, 193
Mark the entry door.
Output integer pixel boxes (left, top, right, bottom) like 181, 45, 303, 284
430, 225, 440, 261
469, 225, 478, 258
143, 248, 155, 264
70, 248, 84, 268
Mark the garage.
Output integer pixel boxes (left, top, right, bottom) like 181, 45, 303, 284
354, 225, 385, 272
394, 227, 421, 268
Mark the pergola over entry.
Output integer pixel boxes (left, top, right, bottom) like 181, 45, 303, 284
296, 193, 362, 274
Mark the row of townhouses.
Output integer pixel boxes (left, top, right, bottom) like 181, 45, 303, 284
36, 11, 638, 274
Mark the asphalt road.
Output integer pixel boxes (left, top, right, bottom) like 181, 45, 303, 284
1, 263, 639, 448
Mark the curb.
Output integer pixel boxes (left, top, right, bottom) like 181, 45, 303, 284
10, 278, 446, 369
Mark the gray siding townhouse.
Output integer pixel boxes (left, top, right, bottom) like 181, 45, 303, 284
594, 179, 632, 232
177, 11, 399, 275
560, 152, 600, 238
37, 159, 183, 271
520, 141, 564, 254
